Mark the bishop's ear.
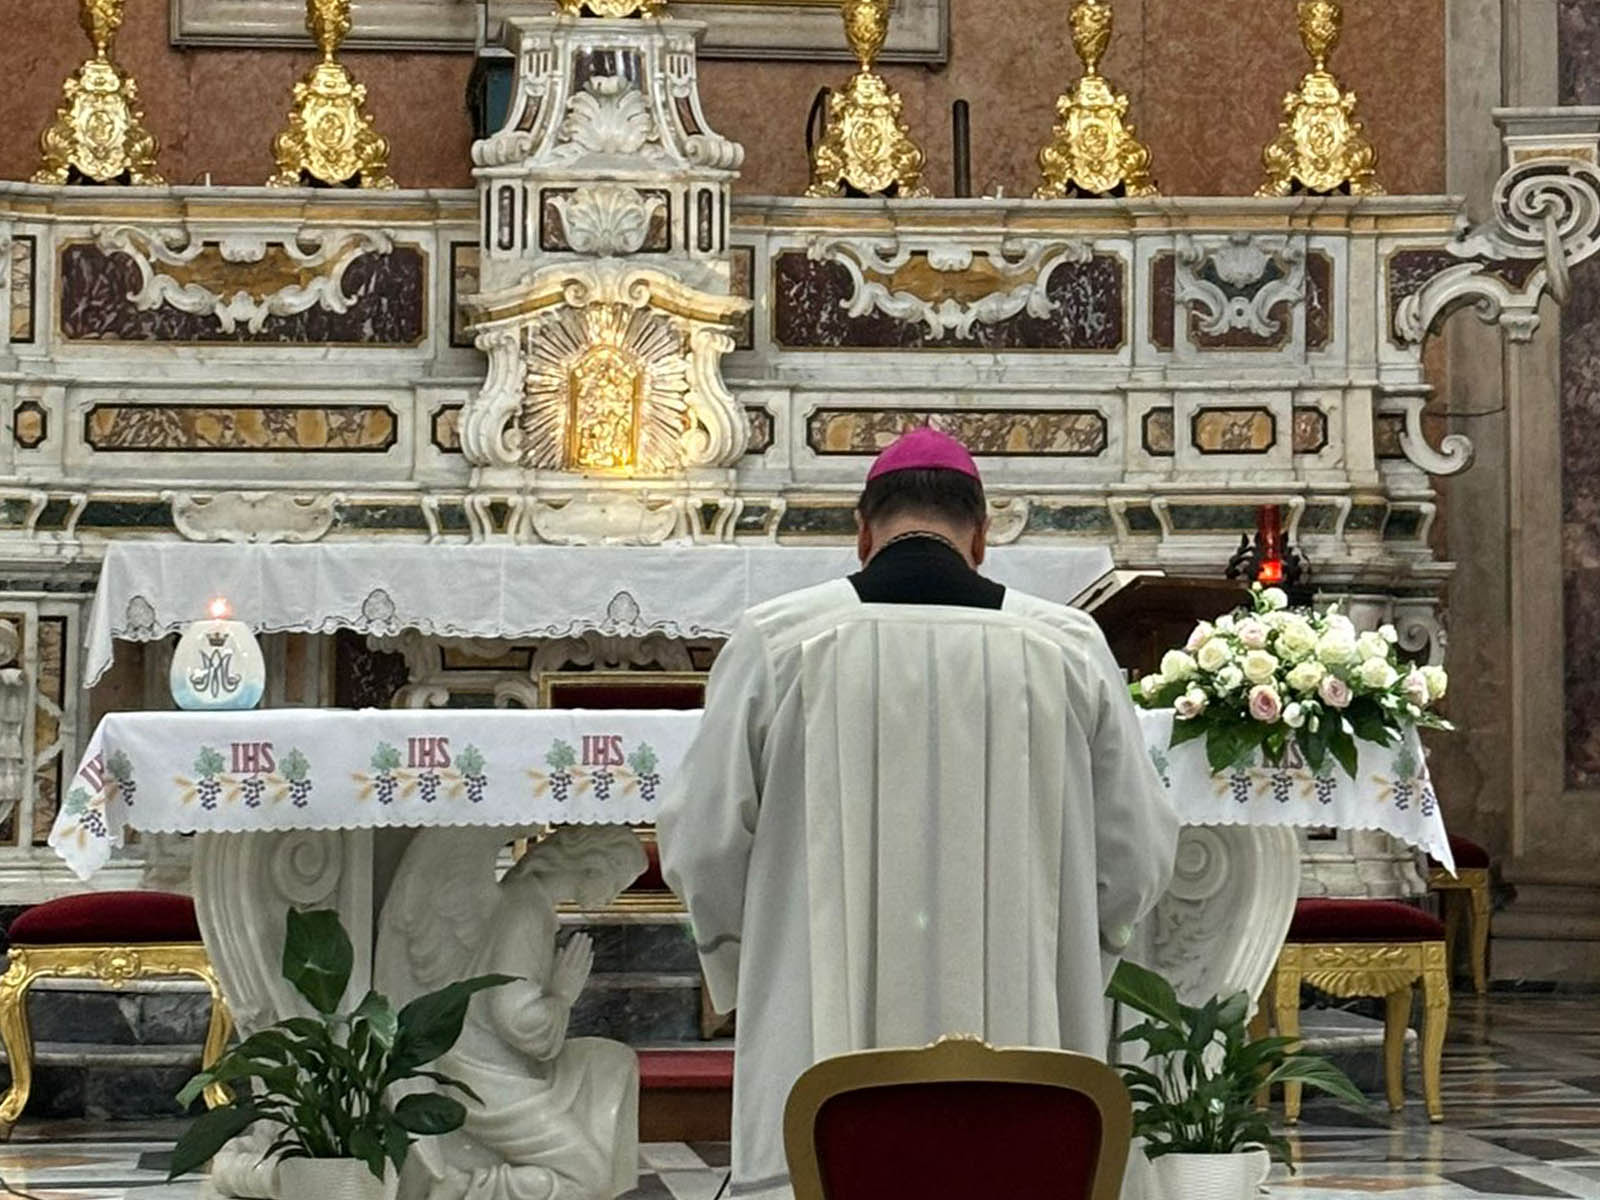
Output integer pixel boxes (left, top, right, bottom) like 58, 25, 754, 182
856, 512, 873, 565
971, 516, 990, 568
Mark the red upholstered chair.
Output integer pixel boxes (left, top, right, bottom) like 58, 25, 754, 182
0, 892, 232, 1136
1264, 898, 1448, 1124
784, 1037, 1131, 1200
1429, 835, 1492, 994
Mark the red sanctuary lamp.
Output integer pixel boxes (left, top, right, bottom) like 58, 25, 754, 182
1225, 504, 1307, 601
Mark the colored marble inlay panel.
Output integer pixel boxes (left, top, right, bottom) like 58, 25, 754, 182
1375, 413, 1407, 459
32, 615, 65, 844
432, 405, 463, 454
1386, 248, 1541, 343
1191, 408, 1276, 454
334, 502, 431, 531
730, 245, 755, 351
1143, 409, 1175, 456
772, 251, 1124, 351
1292, 406, 1329, 454
1023, 505, 1113, 534
58, 244, 427, 345
1306, 253, 1333, 351
807, 408, 1107, 457
9, 235, 35, 344
778, 505, 858, 536
451, 243, 479, 349
1149, 253, 1175, 351
744, 406, 774, 455
84, 405, 398, 453
12, 401, 47, 450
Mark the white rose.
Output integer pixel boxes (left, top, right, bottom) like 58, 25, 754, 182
1241, 649, 1280, 685
1185, 621, 1216, 652
1283, 701, 1306, 729
1160, 650, 1198, 683
1319, 674, 1353, 709
1317, 629, 1359, 666
1357, 631, 1390, 661
1196, 638, 1234, 673
1402, 669, 1431, 708
1174, 687, 1209, 720
1260, 587, 1289, 611
1139, 674, 1164, 700
1215, 665, 1245, 693
1275, 616, 1318, 661
1324, 613, 1356, 638
1358, 658, 1399, 690
1215, 614, 1236, 633
1420, 666, 1448, 700
1236, 619, 1269, 650
1286, 659, 1326, 693
1380, 624, 1399, 644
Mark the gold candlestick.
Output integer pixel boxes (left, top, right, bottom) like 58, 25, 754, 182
805, 0, 929, 198
553, 0, 667, 15
267, 0, 395, 189
1035, 0, 1156, 198
1257, 0, 1382, 197
33, 0, 165, 186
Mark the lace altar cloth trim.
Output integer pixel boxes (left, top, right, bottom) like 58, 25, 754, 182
1141, 709, 1454, 874
84, 542, 1116, 687
51, 707, 1453, 880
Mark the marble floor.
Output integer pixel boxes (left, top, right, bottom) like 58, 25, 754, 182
0, 995, 1595, 1199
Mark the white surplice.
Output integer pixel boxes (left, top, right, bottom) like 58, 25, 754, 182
659, 580, 1180, 1198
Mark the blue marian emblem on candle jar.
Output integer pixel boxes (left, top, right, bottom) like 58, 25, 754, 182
170, 599, 265, 711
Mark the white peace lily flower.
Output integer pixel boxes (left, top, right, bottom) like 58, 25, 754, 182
1358, 658, 1399, 690
1286, 659, 1326, 693
1185, 621, 1216, 652
1160, 650, 1198, 682
1420, 665, 1448, 700
1236, 618, 1270, 650
1283, 702, 1306, 729
1139, 674, 1165, 700
1356, 631, 1391, 661
1174, 687, 1209, 720
1275, 616, 1318, 661
1317, 628, 1359, 666
1196, 638, 1234, 673
1215, 665, 1245, 693
1241, 649, 1280, 685
1260, 587, 1289, 611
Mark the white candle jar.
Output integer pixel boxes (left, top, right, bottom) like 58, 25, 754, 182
170, 607, 265, 711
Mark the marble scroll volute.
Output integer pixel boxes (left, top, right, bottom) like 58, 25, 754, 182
460, 10, 752, 543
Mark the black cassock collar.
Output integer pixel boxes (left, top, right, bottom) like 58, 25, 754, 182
848, 534, 1006, 610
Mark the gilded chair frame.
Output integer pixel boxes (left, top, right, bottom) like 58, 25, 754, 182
783, 1037, 1132, 1200
1265, 939, 1448, 1124
0, 942, 233, 1136
1429, 865, 1491, 994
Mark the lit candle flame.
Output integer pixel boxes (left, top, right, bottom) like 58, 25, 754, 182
208, 596, 232, 621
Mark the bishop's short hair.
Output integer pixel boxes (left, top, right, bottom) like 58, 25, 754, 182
856, 468, 987, 531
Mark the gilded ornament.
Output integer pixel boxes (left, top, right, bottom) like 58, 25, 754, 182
267, 0, 396, 189
1257, 0, 1383, 197
553, 0, 668, 15
806, 0, 929, 199
1035, 1, 1156, 199
33, 0, 165, 186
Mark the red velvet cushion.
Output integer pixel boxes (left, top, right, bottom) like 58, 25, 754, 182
639, 1049, 734, 1090
7, 892, 201, 946
1289, 899, 1446, 944
1447, 835, 1491, 869
814, 1081, 1102, 1200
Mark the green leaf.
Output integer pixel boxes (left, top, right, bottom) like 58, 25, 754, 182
1298, 724, 1328, 772
382, 1115, 411, 1171
168, 1105, 263, 1179
1105, 961, 1183, 1030
393, 1092, 467, 1136
282, 909, 354, 1016
1327, 726, 1359, 779
1169, 719, 1208, 748
1262, 1056, 1367, 1105
351, 991, 399, 1050
391, 975, 514, 1074
350, 1127, 387, 1181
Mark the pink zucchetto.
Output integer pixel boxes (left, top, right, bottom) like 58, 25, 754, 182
865, 427, 981, 483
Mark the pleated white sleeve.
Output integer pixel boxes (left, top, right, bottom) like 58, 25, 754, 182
657, 617, 776, 1014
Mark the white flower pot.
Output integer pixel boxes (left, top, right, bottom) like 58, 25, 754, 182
276, 1158, 393, 1200
1149, 1149, 1272, 1200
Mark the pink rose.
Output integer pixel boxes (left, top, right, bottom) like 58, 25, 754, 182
1185, 621, 1215, 652
1248, 684, 1283, 724
1236, 618, 1269, 650
1318, 675, 1353, 709
1402, 669, 1431, 709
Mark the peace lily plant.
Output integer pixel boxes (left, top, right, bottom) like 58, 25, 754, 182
1130, 584, 1451, 778
168, 909, 510, 1195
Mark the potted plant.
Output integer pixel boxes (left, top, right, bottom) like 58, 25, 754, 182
168, 908, 510, 1200
1107, 960, 1366, 1200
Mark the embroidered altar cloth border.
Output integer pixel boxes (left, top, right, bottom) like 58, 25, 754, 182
84, 542, 1116, 686
50, 706, 1453, 880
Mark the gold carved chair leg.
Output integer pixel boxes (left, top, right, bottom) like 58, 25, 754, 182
1420, 944, 1450, 1122
1382, 987, 1411, 1112
1248, 990, 1273, 1110
1441, 894, 1463, 984
1270, 952, 1305, 1124
0, 950, 42, 1138
1468, 880, 1491, 996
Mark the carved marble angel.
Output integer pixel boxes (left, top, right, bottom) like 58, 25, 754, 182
378, 826, 647, 1200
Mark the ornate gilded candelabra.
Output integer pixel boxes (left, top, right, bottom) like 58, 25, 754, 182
805, 0, 929, 198
1035, 0, 1156, 198
1257, 0, 1383, 197
33, 0, 165, 186
267, 0, 395, 188
552, 0, 667, 14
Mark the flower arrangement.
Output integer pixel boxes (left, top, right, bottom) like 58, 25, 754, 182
1131, 585, 1451, 778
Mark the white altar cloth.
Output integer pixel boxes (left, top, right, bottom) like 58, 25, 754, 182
83, 542, 1115, 685
49, 707, 1452, 879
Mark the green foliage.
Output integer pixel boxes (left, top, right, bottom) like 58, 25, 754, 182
545, 740, 578, 771
169, 909, 511, 1183
455, 745, 485, 777
194, 746, 226, 780
371, 743, 403, 773
280, 749, 310, 783
107, 750, 135, 783
628, 743, 659, 776
1107, 961, 1366, 1168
